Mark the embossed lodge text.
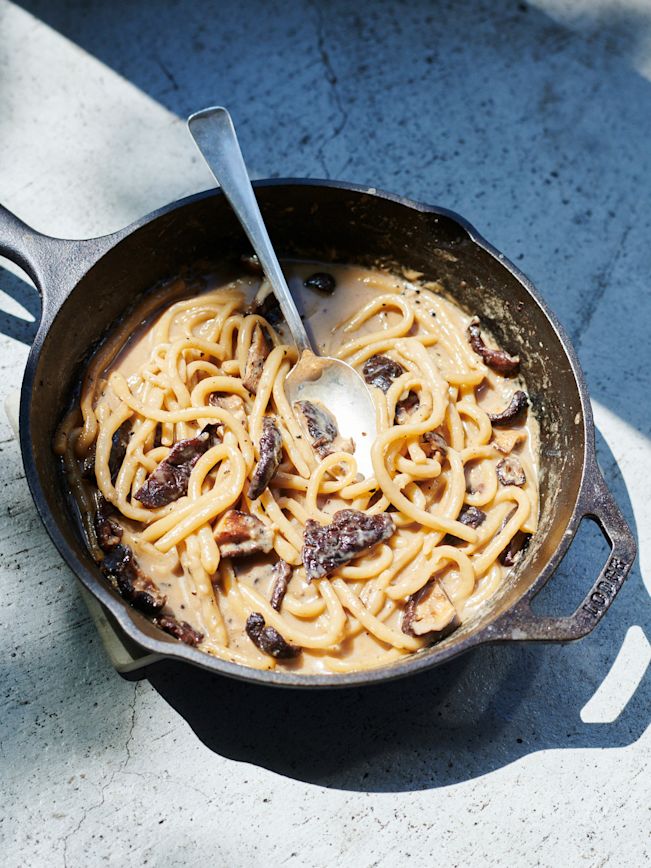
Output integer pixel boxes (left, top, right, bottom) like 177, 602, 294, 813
582, 556, 628, 617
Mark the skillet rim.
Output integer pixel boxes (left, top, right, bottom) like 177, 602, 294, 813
19, 179, 595, 688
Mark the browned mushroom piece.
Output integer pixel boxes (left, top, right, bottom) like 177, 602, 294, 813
302, 509, 395, 581
248, 417, 283, 500
495, 505, 530, 565
491, 428, 526, 454
209, 391, 247, 431
245, 280, 283, 326
242, 323, 272, 394
496, 456, 526, 487
93, 492, 123, 552
295, 399, 354, 458
134, 432, 212, 508
304, 272, 336, 294
295, 399, 335, 451
270, 559, 292, 611
101, 543, 166, 614
254, 293, 282, 327
500, 530, 531, 566
362, 354, 405, 393
214, 509, 274, 558
422, 430, 448, 459
109, 420, 131, 483
154, 614, 204, 646
402, 580, 460, 641
245, 612, 301, 659
458, 505, 487, 529
488, 390, 529, 427
467, 318, 520, 375
394, 391, 420, 424
444, 504, 486, 544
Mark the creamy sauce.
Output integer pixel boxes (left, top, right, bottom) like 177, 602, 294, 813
58, 262, 540, 674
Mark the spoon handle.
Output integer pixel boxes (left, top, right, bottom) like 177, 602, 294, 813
188, 107, 312, 353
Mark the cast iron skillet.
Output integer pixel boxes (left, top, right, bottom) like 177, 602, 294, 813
0, 181, 637, 687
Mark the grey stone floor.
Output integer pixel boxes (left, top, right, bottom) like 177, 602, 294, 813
0, 1, 649, 865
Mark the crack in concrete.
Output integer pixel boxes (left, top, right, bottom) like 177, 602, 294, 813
309, 0, 349, 177
123, 682, 138, 768
123, 767, 215, 804
61, 683, 139, 867
155, 56, 180, 92
574, 220, 631, 349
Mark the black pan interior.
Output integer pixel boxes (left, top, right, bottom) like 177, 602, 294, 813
26, 184, 586, 666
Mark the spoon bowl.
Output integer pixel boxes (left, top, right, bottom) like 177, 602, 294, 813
285, 351, 377, 478
187, 106, 377, 478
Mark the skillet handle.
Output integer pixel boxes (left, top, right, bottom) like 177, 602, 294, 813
491, 457, 636, 642
0, 203, 61, 287
0, 203, 116, 321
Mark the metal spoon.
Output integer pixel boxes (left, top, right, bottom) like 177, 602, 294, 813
187, 106, 377, 478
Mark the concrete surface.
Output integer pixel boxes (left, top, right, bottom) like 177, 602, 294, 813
0, 0, 649, 865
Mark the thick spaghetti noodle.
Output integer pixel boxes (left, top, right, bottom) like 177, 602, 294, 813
55, 262, 539, 673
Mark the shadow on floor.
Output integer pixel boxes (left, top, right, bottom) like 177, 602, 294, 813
145, 432, 648, 792
0, 261, 38, 344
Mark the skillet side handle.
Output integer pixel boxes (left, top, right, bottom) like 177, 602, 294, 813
0, 203, 117, 322
0, 203, 60, 288
492, 459, 637, 642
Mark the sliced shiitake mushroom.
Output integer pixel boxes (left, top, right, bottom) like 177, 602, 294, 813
500, 530, 531, 566
154, 614, 204, 646
467, 318, 520, 375
109, 420, 131, 483
243, 323, 272, 394
248, 416, 283, 500
134, 432, 212, 508
296, 399, 335, 453
495, 508, 531, 566
245, 612, 301, 659
422, 430, 448, 459
302, 509, 395, 581
496, 456, 526, 487
304, 272, 336, 294
270, 560, 292, 611
295, 399, 354, 458
93, 492, 123, 552
209, 391, 247, 430
444, 505, 486, 544
214, 510, 274, 557
362, 354, 404, 393
395, 391, 420, 424
101, 544, 166, 614
488, 389, 529, 427
245, 280, 283, 326
402, 580, 460, 642
458, 504, 487, 529
488, 390, 529, 427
